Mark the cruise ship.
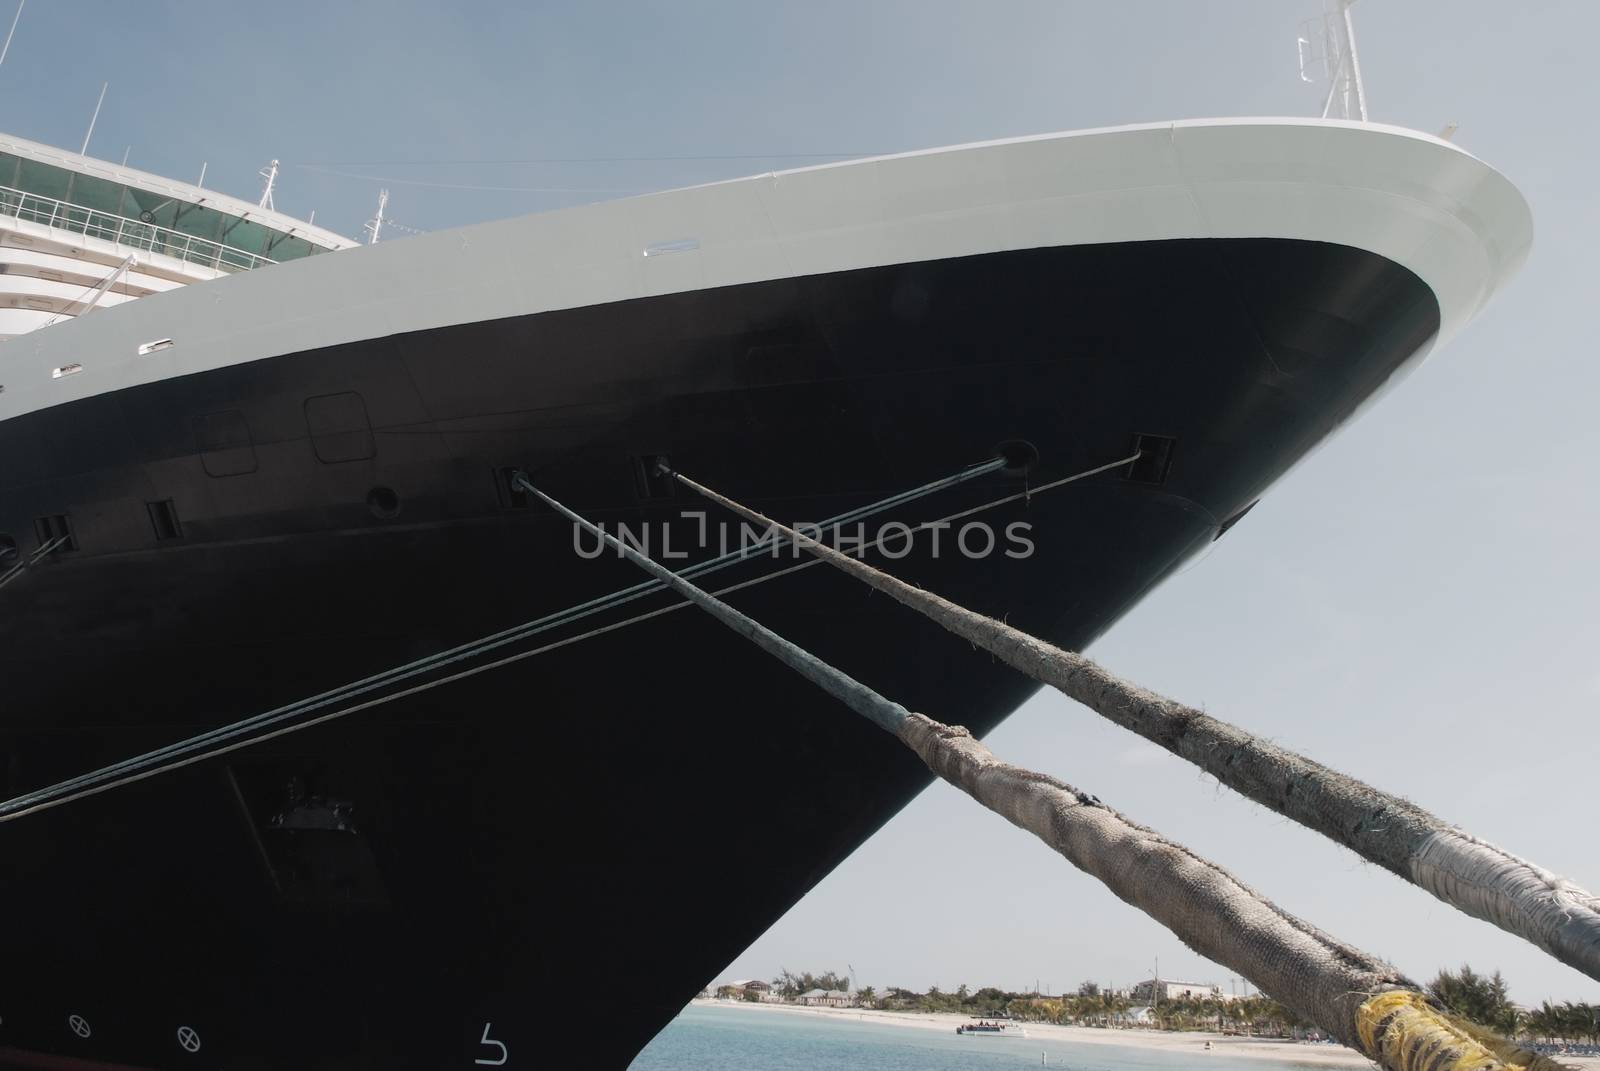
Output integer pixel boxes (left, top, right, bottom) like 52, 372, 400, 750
0, 111, 1529, 1070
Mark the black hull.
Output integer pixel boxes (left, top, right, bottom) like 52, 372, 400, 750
0, 239, 1438, 1069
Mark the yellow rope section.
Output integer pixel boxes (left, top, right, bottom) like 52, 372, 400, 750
1358, 991, 1535, 1071
1448, 1013, 1574, 1071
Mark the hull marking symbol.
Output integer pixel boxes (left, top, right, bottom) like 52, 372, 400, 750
474, 1021, 508, 1066
178, 1026, 202, 1053
68, 1014, 91, 1039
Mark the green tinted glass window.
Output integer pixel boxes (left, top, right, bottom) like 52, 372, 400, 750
169, 203, 225, 243
64, 172, 126, 214
219, 217, 270, 256
1, 154, 336, 265
16, 158, 71, 200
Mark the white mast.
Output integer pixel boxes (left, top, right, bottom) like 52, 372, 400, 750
363, 188, 389, 245
257, 159, 280, 210
1335, 0, 1368, 121
1298, 0, 1368, 121
80, 81, 107, 156
0, 0, 24, 68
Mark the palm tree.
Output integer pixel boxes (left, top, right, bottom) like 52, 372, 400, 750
670, 473, 1600, 987
855, 986, 876, 1009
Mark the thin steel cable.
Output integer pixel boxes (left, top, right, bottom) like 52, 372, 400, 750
0, 534, 68, 594
0, 457, 1040, 818
0, 453, 1131, 820
1, 458, 1004, 806
0, 462, 1044, 822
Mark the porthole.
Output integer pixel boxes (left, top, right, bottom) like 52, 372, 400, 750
997, 439, 1039, 477
366, 486, 401, 520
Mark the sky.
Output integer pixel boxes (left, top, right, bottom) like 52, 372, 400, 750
4, 0, 1596, 1006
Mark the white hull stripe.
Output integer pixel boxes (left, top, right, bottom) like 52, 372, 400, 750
0, 118, 1530, 423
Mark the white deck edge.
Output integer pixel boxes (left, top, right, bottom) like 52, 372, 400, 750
0, 130, 357, 251
0, 117, 1532, 424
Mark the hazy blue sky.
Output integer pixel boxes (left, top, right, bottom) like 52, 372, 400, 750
6, 1, 1595, 1005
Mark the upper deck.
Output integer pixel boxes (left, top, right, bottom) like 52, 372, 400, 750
0, 131, 354, 266
0, 132, 356, 339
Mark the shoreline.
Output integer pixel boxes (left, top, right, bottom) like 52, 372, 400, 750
687, 998, 1600, 1070
688, 998, 1373, 1067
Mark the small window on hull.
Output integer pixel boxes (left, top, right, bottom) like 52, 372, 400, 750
147, 500, 182, 541
33, 514, 75, 552
632, 455, 673, 501
1126, 433, 1177, 486
304, 392, 375, 463
494, 467, 529, 510
192, 410, 258, 478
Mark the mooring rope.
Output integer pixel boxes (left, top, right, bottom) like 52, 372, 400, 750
523, 476, 1567, 1071
0, 452, 1138, 821
669, 469, 1600, 989
0, 534, 69, 595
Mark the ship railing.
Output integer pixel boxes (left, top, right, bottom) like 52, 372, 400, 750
0, 183, 276, 273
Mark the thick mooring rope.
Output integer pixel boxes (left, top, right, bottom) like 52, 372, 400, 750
669, 470, 1600, 988
525, 476, 1568, 1071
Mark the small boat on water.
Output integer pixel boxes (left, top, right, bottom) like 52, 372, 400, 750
956, 1020, 1027, 1038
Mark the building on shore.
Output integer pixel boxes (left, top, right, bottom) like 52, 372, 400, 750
716, 979, 778, 1002
799, 989, 851, 1008
1130, 978, 1232, 1003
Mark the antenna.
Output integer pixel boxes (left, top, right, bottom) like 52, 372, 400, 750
257, 159, 280, 210
1297, 0, 1368, 121
196, 161, 207, 188
0, 0, 23, 68
80, 81, 107, 156
363, 188, 389, 244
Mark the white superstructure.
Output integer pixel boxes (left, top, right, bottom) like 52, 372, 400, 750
0, 131, 354, 340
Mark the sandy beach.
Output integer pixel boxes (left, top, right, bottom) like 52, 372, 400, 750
689, 998, 1600, 1070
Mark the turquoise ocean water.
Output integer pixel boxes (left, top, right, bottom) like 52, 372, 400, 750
630, 1005, 1339, 1071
